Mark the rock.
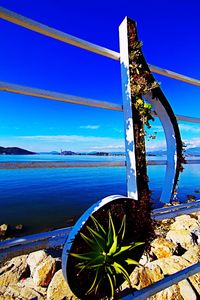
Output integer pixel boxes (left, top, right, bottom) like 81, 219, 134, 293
4, 284, 44, 300
151, 238, 177, 259
121, 264, 164, 291
170, 215, 199, 231
149, 255, 190, 275
182, 246, 200, 264
20, 286, 44, 299
4, 285, 21, 299
178, 279, 197, 300
15, 224, 23, 231
0, 286, 6, 294
18, 277, 47, 297
139, 252, 151, 265
0, 255, 28, 287
166, 229, 194, 250
188, 272, 200, 295
145, 264, 164, 284
0, 224, 8, 237
33, 255, 56, 287
47, 269, 78, 300
149, 284, 182, 300
27, 250, 47, 276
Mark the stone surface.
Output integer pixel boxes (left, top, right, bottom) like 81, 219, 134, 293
170, 215, 199, 232
151, 238, 177, 259
121, 264, 164, 291
0, 224, 8, 237
27, 250, 47, 276
47, 269, 78, 300
33, 255, 56, 287
144, 264, 164, 285
0, 255, 28, 287
188, 272, 200, 295
178, 279, 197, 300
18, 277, 47, 296
20, 286, 44, 299
4, 284, 44, 300
149, 255, 190, 275
166, 229, 194, 250
182, 246, 200, 264
149, 284, 182, 300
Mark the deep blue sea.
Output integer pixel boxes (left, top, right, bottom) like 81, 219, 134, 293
0, 154, 200, 235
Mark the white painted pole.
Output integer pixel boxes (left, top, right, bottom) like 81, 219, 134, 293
119, 18, 138, 200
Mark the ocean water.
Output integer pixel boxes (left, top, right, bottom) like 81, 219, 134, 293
0, 155, 199, 236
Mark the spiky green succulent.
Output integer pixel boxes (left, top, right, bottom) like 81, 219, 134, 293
70, 212, 144, 298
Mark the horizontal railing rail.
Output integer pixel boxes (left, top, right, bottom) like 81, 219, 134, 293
0, 81, 123, 111
1, 6, 200, 87
0, 7, 120, 61
121, 262, 200, 300
152, 200, 200, 220
0, 200, 199, 263
1, 81, 200, 124
0, 227, 70, 262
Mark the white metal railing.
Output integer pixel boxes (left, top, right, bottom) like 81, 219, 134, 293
1, 81, 200, 124
1, 6, 200, 87
0, 6, 200, 299
1, 200, 200, 263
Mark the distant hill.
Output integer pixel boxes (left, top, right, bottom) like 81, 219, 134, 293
147, 147, 200, 157
61, 150, 76, 155
38, 151, 60, 155
0, 147, 35, 155
186, 147, 200, 156
147, 150, 167, 156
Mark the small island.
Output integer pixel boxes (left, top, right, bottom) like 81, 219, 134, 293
0, 147, 35, 155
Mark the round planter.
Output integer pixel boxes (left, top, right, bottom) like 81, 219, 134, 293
62, 194, 147, 299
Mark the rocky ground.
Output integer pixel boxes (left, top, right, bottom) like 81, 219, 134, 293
0, 212, 199, 299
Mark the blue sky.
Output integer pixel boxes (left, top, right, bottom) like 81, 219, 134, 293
0, 0, 200, 152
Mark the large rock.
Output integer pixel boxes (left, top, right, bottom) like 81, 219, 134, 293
18, 277, 47, 297
166, 229, 194, 250
0, 255, 28, 287
121, 264, 164, 291
182, 246, 200, 264
188, 272, 200, 295
47, 269, 78, 300
151, 238, 177, 259
4, 284, 44, 300
149, 284, 182, 300
33, 255, 56, 287
171, 215, 199, 231
27, 250, 47, 275
149, 255, 190, 275
178, 279, 198, 300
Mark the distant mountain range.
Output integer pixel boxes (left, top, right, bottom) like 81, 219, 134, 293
148, 147, 200, 157
186, 147, 200, 156
1, 146, 200, 156
0, 147, 35, 155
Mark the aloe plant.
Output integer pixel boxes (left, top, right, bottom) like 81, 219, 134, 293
70, 212, 144, 298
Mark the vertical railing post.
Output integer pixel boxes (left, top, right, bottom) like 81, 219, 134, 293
119, 17, 184, 204
119, 17, 150, 204
119, 18, 138, 200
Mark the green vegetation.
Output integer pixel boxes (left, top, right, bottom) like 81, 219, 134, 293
70, 212, 144, 298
